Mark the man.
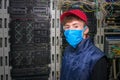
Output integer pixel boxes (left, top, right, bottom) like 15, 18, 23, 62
60, 9, 108, 80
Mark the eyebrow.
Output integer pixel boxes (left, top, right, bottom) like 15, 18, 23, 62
72, 23, 79, 26
65, 23, 79, 26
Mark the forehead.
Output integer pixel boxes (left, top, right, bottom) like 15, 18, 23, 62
64, 19, 85, 26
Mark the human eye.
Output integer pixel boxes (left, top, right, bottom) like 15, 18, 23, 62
74, 25, 79, 28
64, 26, 70, 30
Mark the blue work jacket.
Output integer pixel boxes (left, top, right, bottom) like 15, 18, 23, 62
60, 37, 105, 80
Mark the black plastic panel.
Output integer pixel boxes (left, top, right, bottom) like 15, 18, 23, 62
9, 0, 51, 79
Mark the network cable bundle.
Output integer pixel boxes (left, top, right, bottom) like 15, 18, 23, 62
104, 3, 120, 26
9, 0, 50, 80
104, 36, 120, 58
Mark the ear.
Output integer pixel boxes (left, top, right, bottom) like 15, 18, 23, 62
84, 26, 89, 34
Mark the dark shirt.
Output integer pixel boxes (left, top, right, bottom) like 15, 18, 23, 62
91, 56, 109, 80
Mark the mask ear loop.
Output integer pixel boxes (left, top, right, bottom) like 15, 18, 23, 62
83, 26, 88, 32
82, 26, 88, 38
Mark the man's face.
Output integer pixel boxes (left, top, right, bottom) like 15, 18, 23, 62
63, 19, 85, 30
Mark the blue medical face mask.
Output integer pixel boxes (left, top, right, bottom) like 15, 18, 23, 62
64, 26, 87, 48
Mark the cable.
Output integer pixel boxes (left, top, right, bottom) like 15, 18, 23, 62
69, 2, 95, 12
80, 5, 95, 12
84, 4, 96, 12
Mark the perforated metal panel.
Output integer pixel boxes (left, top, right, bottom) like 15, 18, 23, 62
9, 0, 51, 79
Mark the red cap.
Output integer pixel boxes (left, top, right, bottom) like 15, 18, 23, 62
60, 9, 87, 24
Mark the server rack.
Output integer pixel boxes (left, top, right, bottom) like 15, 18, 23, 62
8, 0, 61, 80
103, 1, 120, 80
